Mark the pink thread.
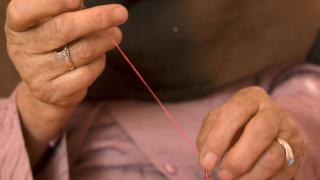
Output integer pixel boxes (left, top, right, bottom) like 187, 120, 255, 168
80, 3, 210, 179
109, 36, 199, 156
109, 36, 211, 179
204, 169, 212, 179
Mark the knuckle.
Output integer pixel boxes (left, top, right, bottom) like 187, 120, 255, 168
49, 18, 71, 43
30, 83, 47, 101
250, 115, 278, 139
5, 26, 28, 55
208, 108, 220, 120
222, 98, 250, 123
204, 132, 222, 152
227, 91, 251, 111
29, 80, 54, 103
28, 79, 41, 94
51, 0, 78, 13
65, 0, 81, 9
47, 0, 64, 14
94, 9, 109, 28
202, 108, 219, 128
76, 40, 94, 60
261, 148, 284, 172
239, 86, 268, 101
196, 110, 220, 150
245, 86, 266, 95
224, 155, 250, 175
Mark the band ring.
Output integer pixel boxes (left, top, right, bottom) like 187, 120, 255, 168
277, 138, 294, 167
55, 45, 75, 70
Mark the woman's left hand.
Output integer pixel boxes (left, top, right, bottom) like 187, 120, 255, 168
196, 86, 305, 180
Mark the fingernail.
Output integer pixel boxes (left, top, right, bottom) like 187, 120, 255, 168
201, 153, 217, 169
219, 169, 233, 180
113, 7, 128, 23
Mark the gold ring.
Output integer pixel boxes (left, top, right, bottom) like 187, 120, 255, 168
55, 45, 75, 70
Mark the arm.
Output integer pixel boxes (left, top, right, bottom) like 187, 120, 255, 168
0, 93, 70, 180
16, 83, 74, 168
4, 0, 128, 170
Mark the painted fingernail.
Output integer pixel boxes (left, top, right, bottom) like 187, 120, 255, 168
219, 169, 233, 180
201, 153, 217, 169
113, 7, 128, 23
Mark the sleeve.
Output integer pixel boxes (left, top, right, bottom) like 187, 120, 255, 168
0, 93, 70, 180
271, 64, 320, 179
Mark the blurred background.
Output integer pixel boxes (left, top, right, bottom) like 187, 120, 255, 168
0, 0, 20, 97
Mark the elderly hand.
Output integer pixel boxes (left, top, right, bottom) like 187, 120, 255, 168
197, 87, 305, 180
4, 0, 128, 167
5, 0, 127, 107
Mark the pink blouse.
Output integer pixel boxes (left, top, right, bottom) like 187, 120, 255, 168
0, 63, 319, 180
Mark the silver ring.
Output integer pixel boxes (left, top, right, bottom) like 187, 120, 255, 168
277, 138, 294, 166
55, 45, 75, 70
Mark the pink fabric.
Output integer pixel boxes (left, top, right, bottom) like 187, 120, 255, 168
0, 63, 320, 180
0, 93, 33, 179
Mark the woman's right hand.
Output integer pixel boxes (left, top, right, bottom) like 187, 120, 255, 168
4, 0, 128, 167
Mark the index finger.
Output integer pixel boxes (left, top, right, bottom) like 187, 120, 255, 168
198, 87, 266, 170
27, 4, 128, 52
6, 0, 82, 31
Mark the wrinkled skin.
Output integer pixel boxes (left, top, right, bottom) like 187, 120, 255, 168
5, 0, 128, 167
4, 0, 308, 178
197, 87, 304, 179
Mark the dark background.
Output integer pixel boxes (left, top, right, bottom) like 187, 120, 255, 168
0, 0, 20, 97
0, 0, 320, 96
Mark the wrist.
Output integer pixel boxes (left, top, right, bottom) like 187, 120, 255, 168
16, 82, 76, 167
16, 82, 74, 144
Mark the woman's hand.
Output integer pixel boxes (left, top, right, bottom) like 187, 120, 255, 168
5, 0, 128, 167
197, 87, 305, 180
